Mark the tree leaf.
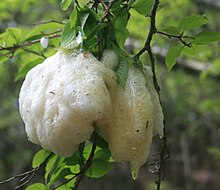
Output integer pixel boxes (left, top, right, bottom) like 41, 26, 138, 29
60, 0, 73, 11
60, 21, 76, 48
131, 0, 153, 16
85, 159, 113, 178
6, 28, 22, 43
32, 149, 51, 168
179, 14, 208, 31
194, 31, 220, 45
162, 26, 180, 35
16, 58, 44, 81
113, 9, 129, 49
25, 183, 46, 190
165, 45, 183, 71
70, 9, 78, 28
25, 23, 63, 40
45, 155, 58, 182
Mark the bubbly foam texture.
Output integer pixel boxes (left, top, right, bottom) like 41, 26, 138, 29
19, 50, 115, 157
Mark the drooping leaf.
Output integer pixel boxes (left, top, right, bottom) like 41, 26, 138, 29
25, 183, 46, 190
194, 31, 220, 45
60, 0, 73, 11
179, 14, 208, 31
165, 45, 183, 71
131, 0, 153, 16
32, 149, 51, 168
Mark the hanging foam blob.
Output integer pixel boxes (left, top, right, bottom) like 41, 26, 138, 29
19, 49, 115, 157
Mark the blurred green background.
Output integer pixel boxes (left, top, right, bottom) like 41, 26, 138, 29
0, 0, 220, 189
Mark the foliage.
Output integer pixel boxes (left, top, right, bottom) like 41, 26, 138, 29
0, 0, 220, 190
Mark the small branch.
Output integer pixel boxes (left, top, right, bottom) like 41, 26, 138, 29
0, 33, 61, 58
33, 20, 64, 26
0, 152, 53, 189
0, 168, 37, 185
134, 1, 170, 189
155, 30, 191, 47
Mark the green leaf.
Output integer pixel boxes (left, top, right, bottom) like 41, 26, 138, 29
45, 155, 58, 182
25, 22, 63, 40
60, 0, 73, 11
79, 11, 89, 30
86, 23, 106, 40
6, 28, 22, 43
113, 9, 129, 48
131, 0, 153, 16
25, 183, 46, 190
162, 26, 180, 36
32, 149, 51, 168
194, 31, 220, 45
94, 148, 111, 161
16, 58, 44, 81
179, 15, 208, 31
85, 159, 113, 178
70, 10, 78, 28
165, 45, 183, 71
60, 21, 76, 48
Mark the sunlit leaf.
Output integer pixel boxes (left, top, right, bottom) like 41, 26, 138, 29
179, 15, 208, 31
162, 26, 180, 36
32, 149, 51, 168
70, 9, 78, 28
165, 45, 183, 71
194, 31, 220, 45
131, 0, 153, 16
45, 155, 58, 181
25, 183, 45, 190
25, 23, 63, 40
60, 21, 76, 48
60, 0, 73, 11
6, 28, 22, 43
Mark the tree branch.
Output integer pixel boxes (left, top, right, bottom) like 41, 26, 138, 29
134, 0, 160, 92
134, 1, 170, 189
155, 30, 191, 47
0, 153, 53, 189
0, 33, 61, 57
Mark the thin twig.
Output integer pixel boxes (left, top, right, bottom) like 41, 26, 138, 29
0, 168, 37, 185
0, 33, 61, 57
156, 30, 191, 47
134, 0, 160, 92
33, 20, 64, 26
0, 152, 53, 189
134, 1, 170, 189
